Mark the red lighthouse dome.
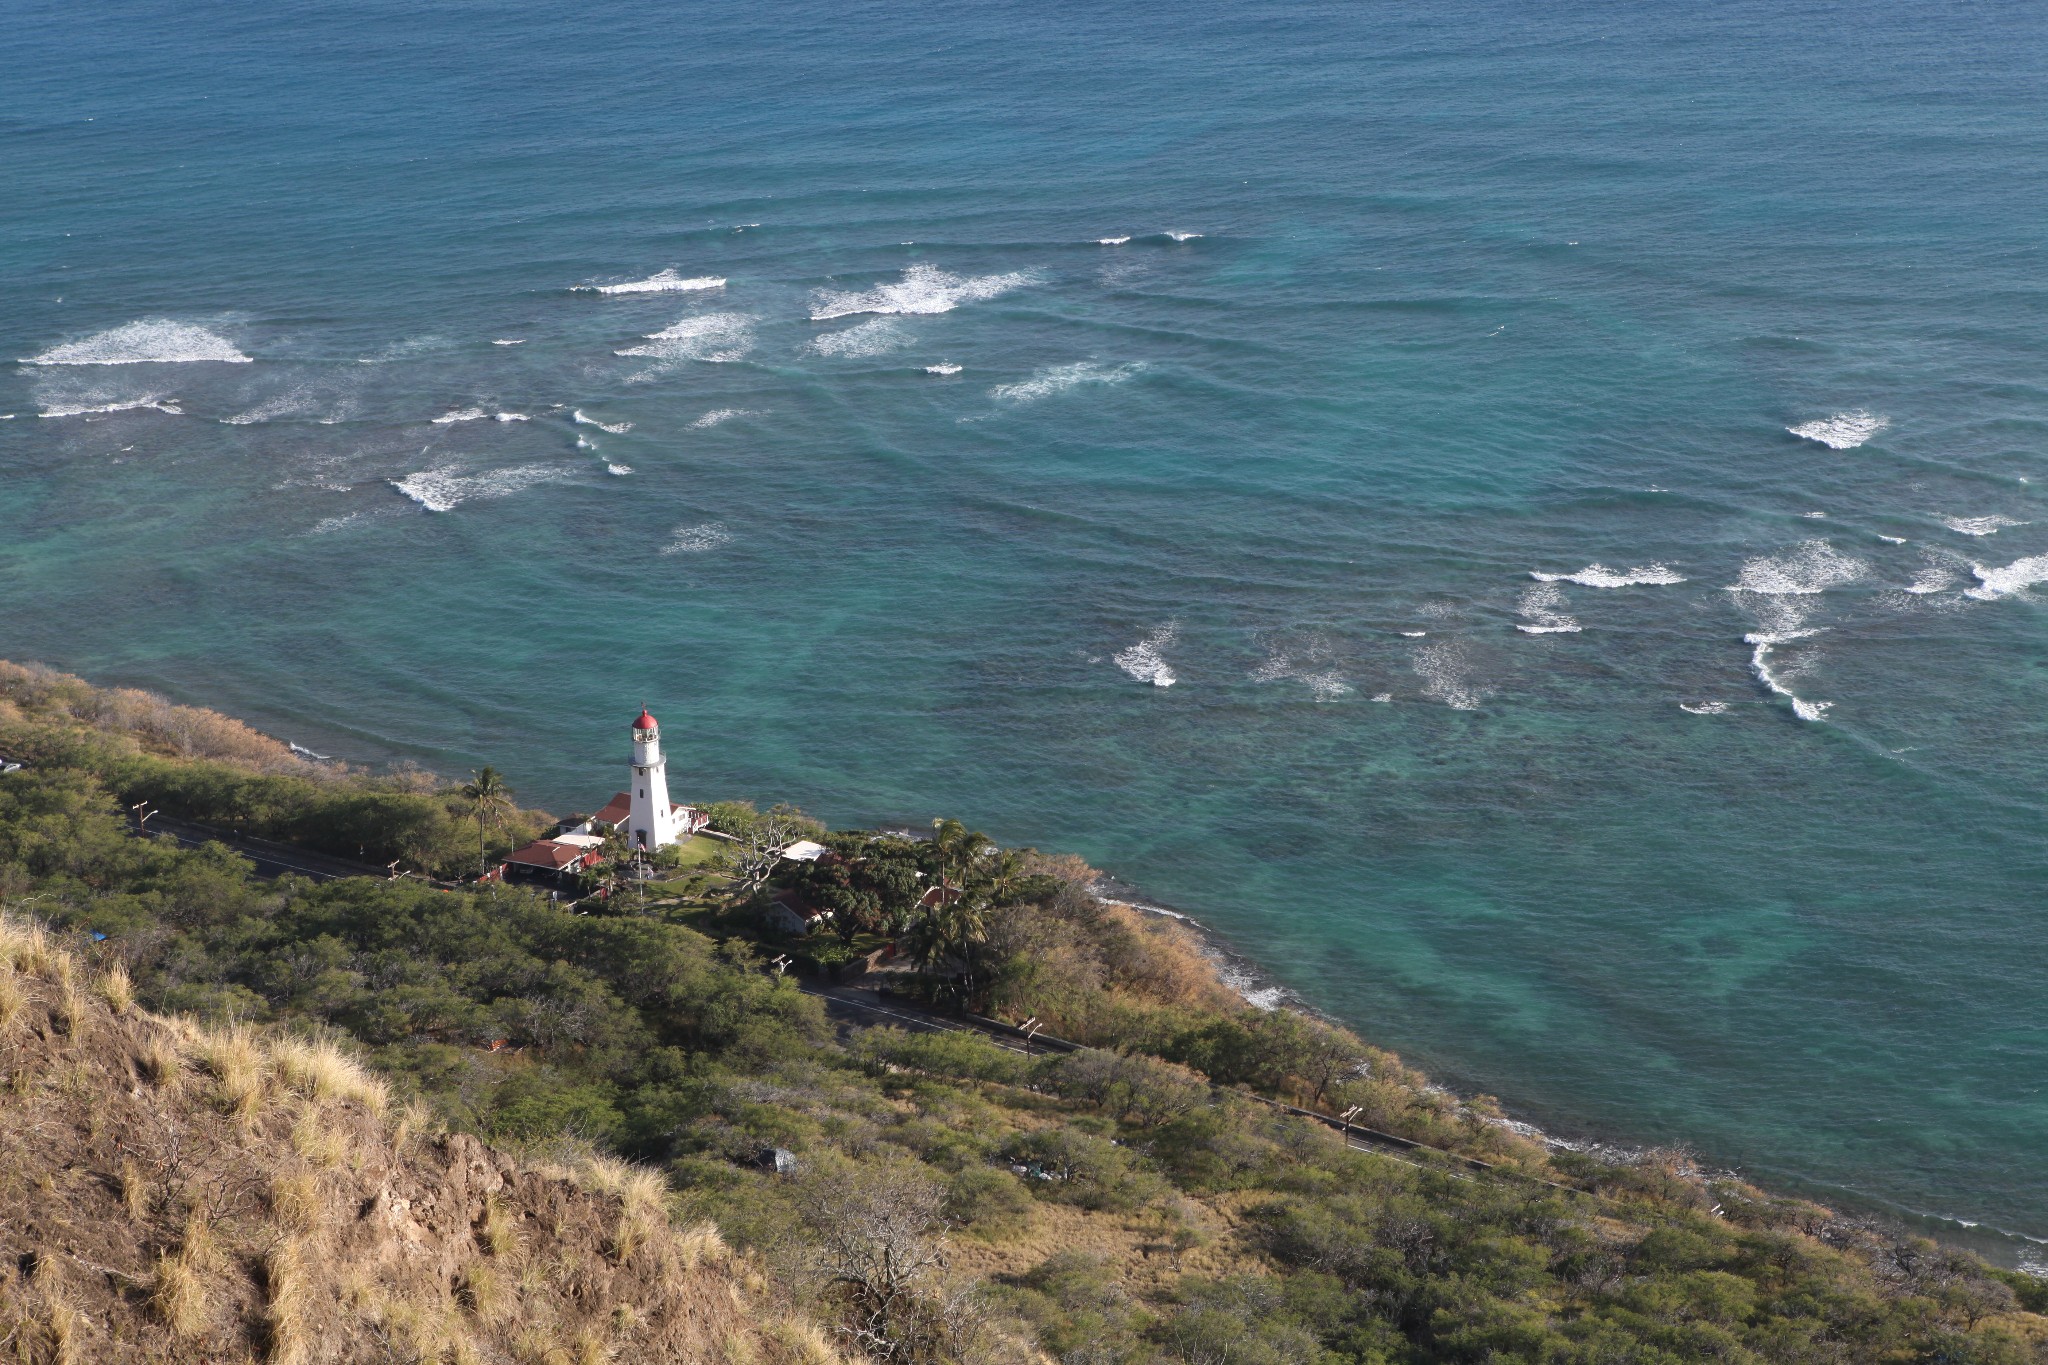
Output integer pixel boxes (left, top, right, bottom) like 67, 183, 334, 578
631, 709, 657, 732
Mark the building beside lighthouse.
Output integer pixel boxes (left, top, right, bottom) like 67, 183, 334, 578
493, 706, 708, 887
593, 707, 709, 851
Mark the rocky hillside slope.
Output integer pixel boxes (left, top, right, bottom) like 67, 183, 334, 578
0, 917, 834, 1365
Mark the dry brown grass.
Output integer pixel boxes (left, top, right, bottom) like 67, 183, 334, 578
117, 1158, 150, 1219
136, 1032, 182, 1091
270, 1172, 323, 1234
481, 1193, 523, 1258
0, 971, 21, 1033
195, 1022, 266, 1122
264, 1237, 309, 1365
149, 1249, 208, 1337
97, 962, 133, 1015
288, 1107, 349, 1170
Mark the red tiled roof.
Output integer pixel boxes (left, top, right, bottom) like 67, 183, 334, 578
592, 793, 631, 827
506, 839, 588, 871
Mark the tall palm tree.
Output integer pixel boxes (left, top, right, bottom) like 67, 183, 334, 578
460, 766, 514, 876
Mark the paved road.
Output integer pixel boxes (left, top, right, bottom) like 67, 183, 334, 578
138, 816, 403, 884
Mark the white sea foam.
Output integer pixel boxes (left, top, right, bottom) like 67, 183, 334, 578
1726, 540, 1866, 596
1164, 230, 1204, 242
577, 269, 725, 295
311, 513, 361, 535
221, 383, 355, 426
573, 409, 632, 434
811, 317, 911, 358
661, 522, 732, 554
288, 741, 331, 761
990, 360, 1143, 405
690, 407, 759, 428
1414, 641, 1484, 710
1515, 582, 1582, 634
1877, 534, 1907, 544
1398, 630, 1427, 638
492, 339, 524, 346
1097, 236, 1130, 246
27, 319, 250, 366
1250, 638, 1352, 700
431, 407, 488, 424
1370, 693, 1392, 703
575, 436, 596, 451
1965, 554, 2048, 601
808, 263, 1035, 320
1939, 514, 2025, 536
615, 312, 755, 367
494, 412, 528, 422
606, 463, 632, 476
1744, 632, 1831, 721
1787, 411, 1888, 449
1680, 702, 1731, 715
390, 463, 568, 513
37, 395, 183, 418
1114, 623, 1179, 688
1530, 563, 1686, 587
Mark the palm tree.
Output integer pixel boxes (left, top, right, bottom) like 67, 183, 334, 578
460, 767, 514, 877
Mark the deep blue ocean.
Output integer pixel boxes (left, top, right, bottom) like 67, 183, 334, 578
5, 0, 2045, 1262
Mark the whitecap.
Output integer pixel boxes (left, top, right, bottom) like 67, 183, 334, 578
1515, 581, 1582, 634
288, 741, 331, 761
1877, 535, 1908, 544
1114, 623, 1179, 688
606, 463, 632, 476
1726, 540, 1866, 595
1097, 236, 1130, 246
311, 513, 362, 535
27, 319, 250, 365
689, 407, 758, 429
37, 395, 182, 419
493, 412, 528, 422
221, 383, 355, 426
989, 360, 1143, 405
572, 409, 632, 434
1530, 563, 1686, 588
1939, 514, 2025, 536
1249, 637, 1352, 700
1744, 632, 1831, 721
431, 407, 489, 424
492, 339, 524, 346
811, 317, 911, 358
809, 263, 1036, 320
390, 464, 569, 513
575, 436, 596, 451
661, 521, 732, 554
1965, 554, 2048, 601
1802, 511, 1828, 519
615, 312, 755, 367
1787, 411, 1888, 449
1414, 641, 1484, 710
1370, 693, 1392, 703
1398, 630, 1427, 638
1679, 702, 1730, 715
576, 269, 726, 295
1164, 230, 1204, 242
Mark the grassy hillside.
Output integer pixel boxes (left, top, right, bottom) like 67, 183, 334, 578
2, 660, 2045, 1365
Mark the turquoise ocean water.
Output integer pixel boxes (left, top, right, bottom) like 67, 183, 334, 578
5, 0, 2046, 1261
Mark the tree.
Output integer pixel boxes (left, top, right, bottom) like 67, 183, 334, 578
713, 803, 817, 898
459, 766, 514, 877
799, 1157, 970, 1363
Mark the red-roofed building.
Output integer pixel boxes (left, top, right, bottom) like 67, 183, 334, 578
503, 837, 602, 887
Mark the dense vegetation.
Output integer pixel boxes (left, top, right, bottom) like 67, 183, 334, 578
3, 661, 2044, 1364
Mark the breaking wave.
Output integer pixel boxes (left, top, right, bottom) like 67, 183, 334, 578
1414, 640, 1485, 710
1515, 582, 1582, 634
990, 361, 1144, 405
809, 263, 1035, 320
1114, 623, 1179, 688
576, 269, 725, 295
1531, 563, 1686, 588
606, 463, 632, 477
1164, 230, 1204, 242
661, 522, 732, 554
811, 318, 911, 358
1249, 636, 1352, 700
26, 319, 250, 365
1097, 236, 1131, 246
1965, 554, 2048, 601
1787, 411, 1888, 449
1680, 701, 1731, 715
573, 409, 632, 434
690, 408, 758, 429
390, 464, 569, 513
1745, 632, 1831, 722
1726, 540, 1866, 596
925, 363, 962, 376
615, 312, 755, 367
1939, 514, 2025, 536
38, 395, 182, 418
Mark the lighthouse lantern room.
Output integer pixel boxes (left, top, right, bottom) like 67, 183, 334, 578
626, 708, 684, 850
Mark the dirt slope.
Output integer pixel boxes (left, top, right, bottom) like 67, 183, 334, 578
0, 918, 835, 1365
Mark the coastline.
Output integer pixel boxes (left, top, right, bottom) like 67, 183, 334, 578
4, 657, 2041, 1274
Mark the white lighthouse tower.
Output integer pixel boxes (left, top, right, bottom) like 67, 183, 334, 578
626, 708, 683, 851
